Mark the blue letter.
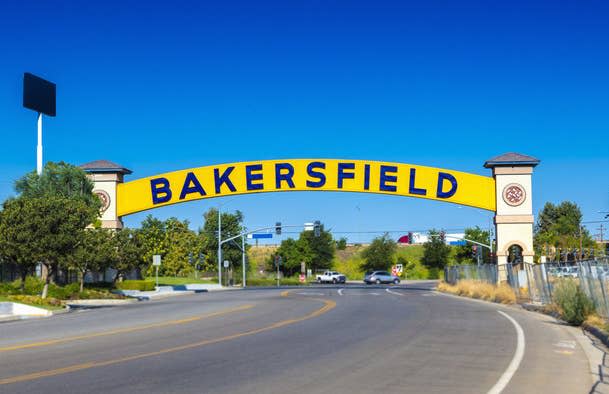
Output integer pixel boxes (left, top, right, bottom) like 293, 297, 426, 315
337, 162, 355, 189
179, 172, 206, 200
379, 165, 398, 192
408, 168, 427, 196
306, 162, 326, 188
363, 164, 371, 190
214, 167, 236, 194
275, 163, 295, 189
246, 164, 264, 191
436, 172, 458, 198
151, 178, 172, 204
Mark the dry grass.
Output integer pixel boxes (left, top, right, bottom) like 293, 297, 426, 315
585, 314, 609, 332
438, 280, 516, 304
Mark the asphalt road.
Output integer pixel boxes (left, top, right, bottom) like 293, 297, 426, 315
0, 282, 594, 393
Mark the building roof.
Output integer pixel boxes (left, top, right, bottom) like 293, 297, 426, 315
79, 160, 132, 174
483, 152, 540, 168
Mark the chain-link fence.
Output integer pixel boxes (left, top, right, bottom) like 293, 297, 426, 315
444, 259, 609, 313
444, 264, 497, 285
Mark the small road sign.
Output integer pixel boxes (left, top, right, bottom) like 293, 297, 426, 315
152, 255, 161, 266
223, 260, 229, 268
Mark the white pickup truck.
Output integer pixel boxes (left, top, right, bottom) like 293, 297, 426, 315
316, 271, 346, 284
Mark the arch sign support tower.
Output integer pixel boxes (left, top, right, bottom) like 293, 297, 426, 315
80, 152, 539, 282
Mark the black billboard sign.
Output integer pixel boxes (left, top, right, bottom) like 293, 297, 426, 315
23, 73, 56, 117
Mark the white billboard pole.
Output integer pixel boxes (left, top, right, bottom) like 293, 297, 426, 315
37, 112, 42, 175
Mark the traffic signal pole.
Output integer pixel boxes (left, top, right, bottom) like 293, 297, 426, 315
218, 222, 322, 287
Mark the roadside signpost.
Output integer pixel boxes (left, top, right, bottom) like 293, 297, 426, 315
152, 255, 161, 288
223, 260, 230, 286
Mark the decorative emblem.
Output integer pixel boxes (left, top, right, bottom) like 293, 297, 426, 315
94, 190, 111, 212
502, 183, 526, 206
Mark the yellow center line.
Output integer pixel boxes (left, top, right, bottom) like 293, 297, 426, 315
0, 304, 255, 352
0, 293, 336, 386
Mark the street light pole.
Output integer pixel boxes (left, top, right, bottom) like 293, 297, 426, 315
242, 235, 246, 287
217, 208, 222, 286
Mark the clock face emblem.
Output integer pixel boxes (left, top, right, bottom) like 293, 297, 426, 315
94, 190, 111, 212
502, 183, 526, 206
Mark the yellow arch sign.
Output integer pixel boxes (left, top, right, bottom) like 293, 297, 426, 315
116, 159, 496, 216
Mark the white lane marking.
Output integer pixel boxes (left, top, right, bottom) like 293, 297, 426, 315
553, 340, 576, 349
385, 288, 405, 296
369, 292, 380, 296
487, 311, 526, 394
338, 288, 345, 296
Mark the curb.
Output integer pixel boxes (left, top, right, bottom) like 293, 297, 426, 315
583, 323, 609, 349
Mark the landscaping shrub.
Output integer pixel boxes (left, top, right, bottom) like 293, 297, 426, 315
115, 280, 156, 291
8, 295, 63, 307
552, 279, 594, 325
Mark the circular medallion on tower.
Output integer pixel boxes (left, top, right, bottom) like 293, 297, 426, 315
502, 183, 526, 206
94, 190, 111, 212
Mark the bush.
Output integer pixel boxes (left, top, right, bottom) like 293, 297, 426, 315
115, 280, 156, 291
47, 282, 81, 299
552, 279, 594, 325
8, 295, 63, 307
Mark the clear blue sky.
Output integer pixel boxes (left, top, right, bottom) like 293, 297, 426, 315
1, 0, 607, 242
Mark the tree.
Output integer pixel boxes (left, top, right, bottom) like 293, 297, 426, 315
298, 226, 335, 271
360, 233, 396, 272
422, 229, 451, 270
64, 228, 115, 292
270, 237, 312, 276
201, 208, 245, 272
0, 202, 38, 291
15, 161, 101, 212
0, 196, 98, 298
455, 226, 491, 264
336, 237, 348, 250
113, 228, 143, 282
6, 162, 102, 296
163, 218, 201, 276
138, 215, 168, 275
534, 201, 594, 260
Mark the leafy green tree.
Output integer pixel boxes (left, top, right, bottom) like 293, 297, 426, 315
455, 226, 491, 264
299, 226, 335, 271
162, 218, 201, 276
422, 229, 452, 270
0, 196, 98, 298
201, 208, 245, 272
113, 228, 144, 282
534, 201, 594, 260
360, 233, 396, 272
0, 203, 38, 291
6, 162, 102, 295
138, 215, 168, 274
64, 228, 115, 292
270, 237, 312, 276
15, 161, 101, 212
336, 237, 348, 250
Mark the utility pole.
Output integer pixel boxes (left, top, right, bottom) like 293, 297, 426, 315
579, 226, 583, 262
597, 224, 605, 242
